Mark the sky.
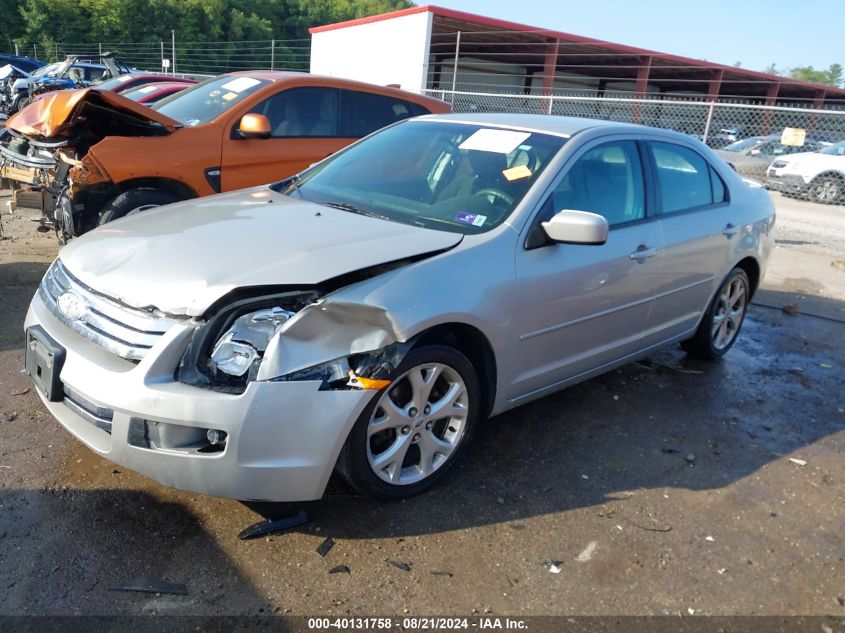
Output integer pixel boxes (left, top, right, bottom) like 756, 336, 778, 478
432, 0, 844, 73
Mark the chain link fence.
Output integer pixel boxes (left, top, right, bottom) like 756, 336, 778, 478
424, 89, 845, 148
7, 39, 311, 77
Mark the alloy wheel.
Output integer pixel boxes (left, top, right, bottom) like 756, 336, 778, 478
711, 275, 747, 350
366, 363, 469, 486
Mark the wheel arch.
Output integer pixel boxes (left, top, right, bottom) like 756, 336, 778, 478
734, 256, 761, 300
412, 322, 498, 419
114, 177, 198, 201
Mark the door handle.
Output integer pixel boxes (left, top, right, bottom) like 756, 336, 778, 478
722, 223, 741, 237
629, 245, 658, 260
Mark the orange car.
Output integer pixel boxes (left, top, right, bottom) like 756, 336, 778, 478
0, 71, 450, 239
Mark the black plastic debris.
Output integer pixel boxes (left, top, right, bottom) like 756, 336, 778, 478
2, 412, 16, 422
430, 571, 454, 577
109, 576, 188, 595
329, 565, 350, 574
316, 537, 335, 557
238, 510, 308, 540
386, 560, 411, 572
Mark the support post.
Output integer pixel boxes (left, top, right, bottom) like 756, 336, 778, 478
171, 30, 176, 76
632, 56, 652, 124
450, 31, 461, 103
808, 88, 827, 132
761, 82, 780, 134
542, 38, 559, 115
270, 39, 275, 70
707, 69, 723, 101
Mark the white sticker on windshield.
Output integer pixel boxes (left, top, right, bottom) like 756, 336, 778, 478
138, 85, 157, 93
459, 129, 531, 154
117, 75, 133, 83
221, 77, 261, 93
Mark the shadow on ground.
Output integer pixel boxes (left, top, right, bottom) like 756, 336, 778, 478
244, 289, 844, 539
0, 490, 266, 615
0, 261, 50, 352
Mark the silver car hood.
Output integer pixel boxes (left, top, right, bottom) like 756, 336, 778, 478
58, 188, 462, 316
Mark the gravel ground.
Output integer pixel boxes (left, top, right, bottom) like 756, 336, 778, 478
0, 190, 843, 617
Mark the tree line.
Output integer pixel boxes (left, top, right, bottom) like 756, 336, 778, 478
1, 0, 413, 67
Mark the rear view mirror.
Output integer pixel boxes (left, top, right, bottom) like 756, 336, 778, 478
542, 210, 608, 245
238, 113, 271, 140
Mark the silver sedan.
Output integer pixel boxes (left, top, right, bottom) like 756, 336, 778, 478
24, 113, 774, 501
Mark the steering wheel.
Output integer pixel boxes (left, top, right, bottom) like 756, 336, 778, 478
475, 188, 514, 206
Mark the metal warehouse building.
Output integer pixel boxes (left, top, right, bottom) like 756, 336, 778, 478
310, 5, 845, 107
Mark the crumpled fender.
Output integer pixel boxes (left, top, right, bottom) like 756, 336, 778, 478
257, 301, 403, 381
6, 88, 180, 138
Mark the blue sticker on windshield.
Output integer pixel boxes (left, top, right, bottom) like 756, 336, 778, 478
455, 212, 487, 227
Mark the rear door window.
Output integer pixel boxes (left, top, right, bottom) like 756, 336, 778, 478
649, 142, 720, 213
340, 90, 426, 137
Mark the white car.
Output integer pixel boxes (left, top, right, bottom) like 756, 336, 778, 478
767, 139, 845, 204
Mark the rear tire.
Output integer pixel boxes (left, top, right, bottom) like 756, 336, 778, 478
807, 175, 843, 205
336, 345, 481, 500
98, 188, 180, 225
682, 267, 750, 360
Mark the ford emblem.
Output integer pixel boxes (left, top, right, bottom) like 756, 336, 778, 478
57, 291, 86, 320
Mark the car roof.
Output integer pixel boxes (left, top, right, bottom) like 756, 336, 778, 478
411, 112, 643, 137
138, 81, 190, 90
225, 70, 448, 108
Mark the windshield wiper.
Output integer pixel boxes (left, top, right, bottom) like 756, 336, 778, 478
323, 201, 385, 220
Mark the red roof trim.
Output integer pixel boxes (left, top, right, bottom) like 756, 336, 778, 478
309, 5, 430, 33
309, 4, 845, 96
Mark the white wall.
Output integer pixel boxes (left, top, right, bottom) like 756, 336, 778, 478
310, 11, 433, 92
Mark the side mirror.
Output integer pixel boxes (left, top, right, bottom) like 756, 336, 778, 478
542, 210, 609, 245
237, 113, 271, 140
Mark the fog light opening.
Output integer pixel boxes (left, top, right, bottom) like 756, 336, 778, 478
206, 429, 227, 446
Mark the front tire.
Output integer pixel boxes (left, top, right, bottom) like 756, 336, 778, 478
336, 345, 481, 500
98, 188, 180, 225
682, 267, 750, 360
807, 175, 843, 205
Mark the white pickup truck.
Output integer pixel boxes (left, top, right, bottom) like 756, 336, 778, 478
767, 140, 845, 204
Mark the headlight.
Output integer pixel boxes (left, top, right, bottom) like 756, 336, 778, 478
210, 307, 294, 377
178, 290, 320, 392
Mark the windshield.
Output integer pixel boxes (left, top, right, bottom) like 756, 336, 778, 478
153, 75, 270, 126
722, 137, 763, 152
31, 63, 59, 78
279, 120, 566, 234
820, 140, 845, 156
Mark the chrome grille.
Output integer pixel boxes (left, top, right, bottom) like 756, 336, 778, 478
40, 259, 187, 361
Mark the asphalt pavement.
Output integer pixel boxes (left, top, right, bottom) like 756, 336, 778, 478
0, 190, 842, 617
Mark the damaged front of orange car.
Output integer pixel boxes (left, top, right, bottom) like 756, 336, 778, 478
0, 88, 180, 241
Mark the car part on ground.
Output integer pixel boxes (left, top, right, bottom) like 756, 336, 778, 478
0, 71, 450, 241
24, 113, 774, 502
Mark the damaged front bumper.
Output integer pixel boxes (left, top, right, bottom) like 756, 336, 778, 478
25, 291, 376, 502
0, 126, 67, 222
